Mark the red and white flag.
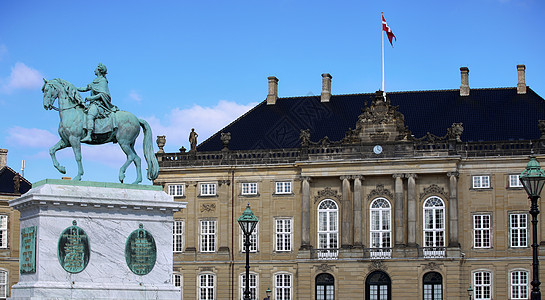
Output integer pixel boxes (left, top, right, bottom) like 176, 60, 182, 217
382, 15, 396, 46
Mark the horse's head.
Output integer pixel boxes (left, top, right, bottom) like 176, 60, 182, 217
42, 78, 58, 110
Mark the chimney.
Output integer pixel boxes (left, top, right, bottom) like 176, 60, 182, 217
460, 67, 470, 96
0, 149, 7, 169
517, 64, 527, 94
321, 73, 332, 102
266, 76, 279, 105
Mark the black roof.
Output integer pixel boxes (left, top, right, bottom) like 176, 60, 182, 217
198, 87, 545, 151
0, 166, 32, 195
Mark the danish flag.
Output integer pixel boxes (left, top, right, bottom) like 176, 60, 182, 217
382, 15, 396, 46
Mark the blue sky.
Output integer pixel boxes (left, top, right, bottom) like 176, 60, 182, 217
0, 0, 544, 184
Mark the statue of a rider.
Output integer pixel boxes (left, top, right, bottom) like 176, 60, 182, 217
77, 63, 118, 142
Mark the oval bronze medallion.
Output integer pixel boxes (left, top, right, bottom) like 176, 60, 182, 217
57, 220, 90, 273
125, 223, 157, 275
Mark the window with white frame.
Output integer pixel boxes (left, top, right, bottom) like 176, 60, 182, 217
318, 199, 338, 250
240, 273, 258, 300
511, 270, 529, 299
423, 197, 445, 250
370, 198, 391, 251
241, 223, 258, 253
509, 174, 523, 188
168, 184, 184, 196
473, 271, 492, 300
472, 175, 490, 189
241, 182, 258, 195
200, 220, 216, 252
275, 273, 292, 300
275, 182, 292, 194
200, 183, 217, 196
275, 218, 292, 252
198, 273, 215, 300
0, 215, 7, 249
473, 214, 491, 248
173, 273, 182, 292
511, 213, 528, 248
173, 220, 184, 253
0, 269, 6, 299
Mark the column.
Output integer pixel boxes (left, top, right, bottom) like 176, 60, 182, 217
301, 176, 311, 250
407, 173, 418, 246
340, 176, 352, 248
447, 171, 460, 247
393, 173, 405, 246
353, 175, 364, 247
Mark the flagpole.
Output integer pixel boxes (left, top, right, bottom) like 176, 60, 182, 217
381, 12, 385, 96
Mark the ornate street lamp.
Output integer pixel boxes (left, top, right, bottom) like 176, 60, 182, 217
467, 285, 473, 300
238, 203, 259, 300
264, 287, 272, 300
520, 156, 545, 300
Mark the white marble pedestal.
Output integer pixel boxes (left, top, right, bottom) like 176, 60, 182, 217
9, 179, 186, 300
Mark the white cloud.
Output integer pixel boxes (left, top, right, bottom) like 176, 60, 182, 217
146, 100, 257, 152
128, 90, 142, 102
6, 126, 58, 148
1, 62, 44, 92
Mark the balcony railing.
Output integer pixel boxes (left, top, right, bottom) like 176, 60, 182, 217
368, 248, 392, 259
311, 248, 339, 260
421, 247, 446, 258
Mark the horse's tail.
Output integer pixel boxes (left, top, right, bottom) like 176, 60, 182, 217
138, 118, 159, 181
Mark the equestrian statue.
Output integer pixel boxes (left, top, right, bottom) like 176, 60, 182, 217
42, 63, 158, 184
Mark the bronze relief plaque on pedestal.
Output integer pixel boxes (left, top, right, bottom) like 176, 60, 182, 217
57, 220, 90, 273
20, 226, 37, 274
125, 223, 157, 275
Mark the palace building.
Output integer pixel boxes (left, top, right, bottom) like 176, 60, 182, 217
155, 65, 545, 299
0, 149, 31, 299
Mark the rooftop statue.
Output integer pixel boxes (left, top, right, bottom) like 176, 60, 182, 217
42, 64, 158, 184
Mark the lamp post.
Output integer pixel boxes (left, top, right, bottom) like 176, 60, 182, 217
467, 285, 473, 300
520, 156, 545, 300
238, 203, 259, 300
264, 287, 272, 300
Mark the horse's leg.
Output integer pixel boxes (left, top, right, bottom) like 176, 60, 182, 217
118, 141, 136, 184
130, 141, 142, 184
69, 136, 84, 181
49, 139, 68, 174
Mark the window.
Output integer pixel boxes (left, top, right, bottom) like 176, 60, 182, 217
199, 273, 215, 300
0, 215, 6, 249
511, 270, 529, 299
509, 174, 523, 188
275, 218, 292, 252
242, 182, 258, 195
370, 198, 391, 258
241, 223, 258, 253
274, 273, 292, 300
473, 175, 490, 189
275, 182, 292, 194
240, 273, 258, 300
173, 273, 182, 292
173, 220, 184, 253
473, 271, 492, 300
316, 273, 335, 300
423, 272, 442, 300
473, 215, 491, 248
318, 200, 338, 250
168, 184, 184, 196
0, 270, 6, 299
511, 214, 528, 248
200, 183, 217, 196
200, 220, 216, 252
365, 271, 391, 300
423, 197, 445, 257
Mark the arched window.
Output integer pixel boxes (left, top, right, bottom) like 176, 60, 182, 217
365, 271, 391, 300
510, 269, 529, 300
198, 273, 215, 300
423, 197, 445, 258
240, 272, 258, 300
317, 199, 338, 259
316, 273, 335, 300
275, 272, 292, 300
423, 272, 442, 300
370, 198, 392, 258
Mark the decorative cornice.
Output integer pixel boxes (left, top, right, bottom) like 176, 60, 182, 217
314, 263, 333, 272
419, 184, 449, 201
447, 171, 459, 178
392, 173, 404, 179
367, 184, 394, 201
368, 260, 388, 272
422, 262, 443, 271
339, 175, 351, 181
314, 187, 341, 204
406, 173, 418, 179
300, 176, 312, 182
352, 175, 365, 181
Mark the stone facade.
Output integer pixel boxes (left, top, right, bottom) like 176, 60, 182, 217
155, 92, 545, 299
